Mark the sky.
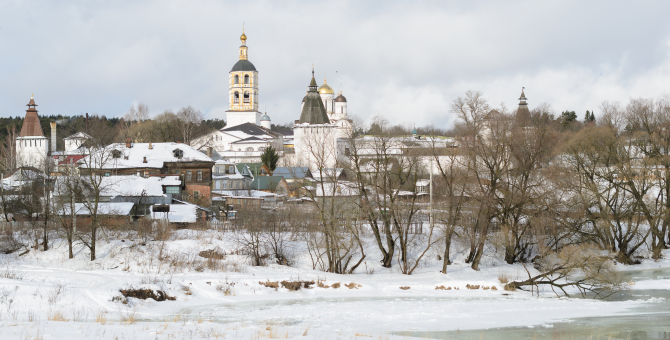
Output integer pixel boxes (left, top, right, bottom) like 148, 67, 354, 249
1, 0, 670, 129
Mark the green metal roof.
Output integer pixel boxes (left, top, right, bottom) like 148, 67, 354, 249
250, 176, 284, 191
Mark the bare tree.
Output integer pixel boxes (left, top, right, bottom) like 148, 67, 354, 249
176, 106, 204, 144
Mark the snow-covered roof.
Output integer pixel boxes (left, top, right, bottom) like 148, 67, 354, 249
315, 182, 359, 197
416, 179, 430, 186
59, 202, 135, 216
213, 190, 277, 198
312, 168, 343, 181
151, 204, 197, 223
54, 175, 181, 198
64, 132, 92, 140
79, 142, 213, 169
99, 176, 181, 196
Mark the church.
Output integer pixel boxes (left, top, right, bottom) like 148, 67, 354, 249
192, 30, 353, 168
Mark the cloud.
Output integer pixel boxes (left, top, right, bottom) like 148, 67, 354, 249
1, 0, 669, 128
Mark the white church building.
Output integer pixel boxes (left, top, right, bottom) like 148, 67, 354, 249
191, 30, 280, 163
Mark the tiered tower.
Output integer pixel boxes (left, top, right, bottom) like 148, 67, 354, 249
226, 29, 263, 127
16, 95, 48, 168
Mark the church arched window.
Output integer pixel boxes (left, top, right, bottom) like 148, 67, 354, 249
234, 91, 239, 104
234, 75, 239, 84
243, 91, 250, 103
244, 75, 249, 84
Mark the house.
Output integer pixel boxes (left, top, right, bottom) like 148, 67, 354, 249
272, 167, 313, 197
150, 202, 209, 227
57, 202, 136, 227
191, 122, 284, 163
212, 159, 252, 191
312, 168, 347, 182
77, 141, 214, 203
53, 175, 183, 219
237, 163, 271, 178
249, 176, 289, 194
272, 167, 312, 181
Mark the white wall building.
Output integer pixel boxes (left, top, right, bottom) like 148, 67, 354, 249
16, 96, 48, 169
294, 70, 352, 168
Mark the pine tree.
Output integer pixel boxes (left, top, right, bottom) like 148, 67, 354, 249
584, 110, 591, 123
260, 146, 279, 172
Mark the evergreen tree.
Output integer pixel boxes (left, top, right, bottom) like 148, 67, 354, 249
584, 110, 591, 123
561, 110, 577, 128
590, 111, 595, 122
260, 145, 279, 172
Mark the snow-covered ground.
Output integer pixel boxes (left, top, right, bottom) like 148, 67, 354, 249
1, 230, 669, 339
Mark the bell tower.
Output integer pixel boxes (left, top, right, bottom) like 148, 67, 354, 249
226, 28, 261, 127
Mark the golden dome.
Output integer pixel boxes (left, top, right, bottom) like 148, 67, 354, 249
240, 31, 247, 42
318, 79, 334, 94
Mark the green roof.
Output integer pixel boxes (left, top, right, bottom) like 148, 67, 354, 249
250, 176, 284, 191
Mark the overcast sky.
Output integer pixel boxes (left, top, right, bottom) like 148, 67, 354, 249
1, 1, 670, 128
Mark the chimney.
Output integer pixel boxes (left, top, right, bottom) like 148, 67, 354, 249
50, 122, 57, 153
143, 156, 147, 163
207, 147, 213, 157
148, 142, 153, 150
126, 137, 131, 148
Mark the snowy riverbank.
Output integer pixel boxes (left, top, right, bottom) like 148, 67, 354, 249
1, 230, 670, 339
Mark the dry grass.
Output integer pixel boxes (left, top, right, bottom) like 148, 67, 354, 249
46, 283, 66, 305
95, 310, 108, 325
182, 285, 192, 295
435, 285, 451, 290
217, 279, 236, 296
331, 282, 341, 289
399, 286, 410, 290
345, 282, 361, 289
498, 273, 511, 284
48, 310, 68, 321
0, 267, 26, 280
259, 280, 279, 289
120, 310, 138, 324
466, 284, 481, 290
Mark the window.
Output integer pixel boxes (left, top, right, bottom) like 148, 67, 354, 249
175, 170, 180, 175
234, 91, 239, 104
235, 181, 239, 189
144, 171, 149, 177
166, 186, 179, 194
137, 170, 141, 177
186, 170, 192, 181
246, 147, 253, 151
243, 91, 250, 103
234, 74, 239, 84
173, 149, 183, 159
112, 150, 121, 159
197, 170, 202, 181
229, 166, 235, 174
229, 181, 232, 189
104, 172, 110, 177
193, 191, 200, 200
244, 74, 249, 84
215, 181, 220, 189
258, 147, 266, 151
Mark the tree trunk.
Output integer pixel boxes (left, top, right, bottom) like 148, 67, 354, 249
441, 229, 453, 273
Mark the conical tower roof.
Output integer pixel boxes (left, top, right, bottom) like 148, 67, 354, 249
299, 69, 330, 124
19, 95, 45, 137
515, 87, 531, 127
